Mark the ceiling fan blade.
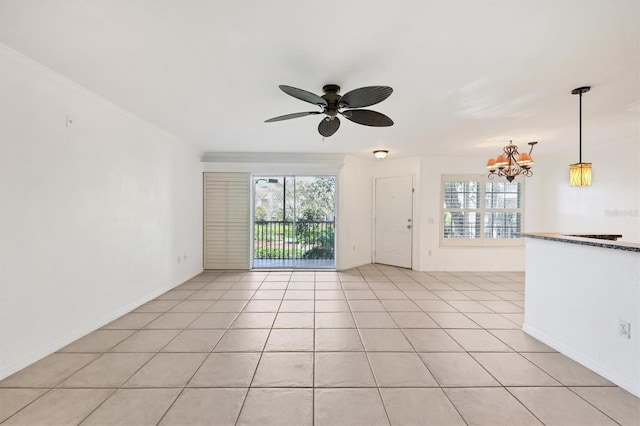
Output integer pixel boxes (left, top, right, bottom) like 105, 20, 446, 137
338, 86, 393, 108
318, 117, 340, 137
265, 111, 321, 123
279, 85, 328, 107
341, 109, 394, 127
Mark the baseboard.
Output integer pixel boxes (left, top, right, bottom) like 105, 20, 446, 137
523, 323, 640, 397
0, 270, 202, 381
419, 266, 525, 272
337, 260, 372, 271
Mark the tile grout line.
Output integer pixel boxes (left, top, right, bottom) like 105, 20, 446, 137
347, 265, 393, 425
564, 386, 624, 425
135, 271, 241, 425
74, 272, 221, 424
375, 266, 531, 425
233, 271, 288, 426
378, 266, 470, 425
154, 274, 232, 425
437, 272, 545, 423
118, 273, 226, 425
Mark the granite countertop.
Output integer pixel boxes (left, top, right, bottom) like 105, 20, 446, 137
565, 234, 622, 241
523, 233, 640, 253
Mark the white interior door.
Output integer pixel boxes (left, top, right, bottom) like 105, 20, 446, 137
375, 175, 413, 268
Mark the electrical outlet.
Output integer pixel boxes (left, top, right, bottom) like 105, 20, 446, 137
618, 320, 631, 339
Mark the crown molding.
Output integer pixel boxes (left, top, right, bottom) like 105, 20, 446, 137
201, 152, 345, 165
0, 42, 192, 148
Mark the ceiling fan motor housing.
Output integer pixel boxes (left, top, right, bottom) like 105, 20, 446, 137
322, 84, 340, 94
321, 84, 342, 116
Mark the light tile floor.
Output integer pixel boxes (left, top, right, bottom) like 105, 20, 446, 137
1, 265, 639, 425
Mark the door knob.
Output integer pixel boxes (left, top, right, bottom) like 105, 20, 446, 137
407, 225, 412, 229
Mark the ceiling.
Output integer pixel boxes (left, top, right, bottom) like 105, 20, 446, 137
1, 0, 638, 160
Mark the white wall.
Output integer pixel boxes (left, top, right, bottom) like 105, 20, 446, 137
526, 138, 640, 243
417, 156, 527, 271
337, 157, 373, 270
0, 45, 203, 379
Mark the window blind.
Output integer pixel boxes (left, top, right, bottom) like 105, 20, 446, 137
441, 175, 524, 247
203, 172, 250, 269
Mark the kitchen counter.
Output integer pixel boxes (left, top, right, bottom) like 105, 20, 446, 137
523, 233, 640, 396
523, 232, 640, 252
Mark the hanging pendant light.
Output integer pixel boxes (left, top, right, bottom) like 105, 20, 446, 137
570, 86, 592, 186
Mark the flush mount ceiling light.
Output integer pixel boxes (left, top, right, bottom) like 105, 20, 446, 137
486, 140, 537, 182
570, 86, 592, 186
373, 149, 389, 159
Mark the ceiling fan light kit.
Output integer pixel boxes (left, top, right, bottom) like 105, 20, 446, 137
265, 84, 394, 137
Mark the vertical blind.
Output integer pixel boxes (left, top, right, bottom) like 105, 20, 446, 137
203, 172, 250, 269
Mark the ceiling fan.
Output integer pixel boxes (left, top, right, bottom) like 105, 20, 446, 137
265, 84, 394, 137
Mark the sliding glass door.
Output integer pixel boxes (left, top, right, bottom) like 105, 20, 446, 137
253, 176, 336, 269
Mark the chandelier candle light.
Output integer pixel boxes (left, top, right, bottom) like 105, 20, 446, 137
486, 140, 537, 182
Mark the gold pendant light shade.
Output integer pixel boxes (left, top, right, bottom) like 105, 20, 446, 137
570, 163, 592, 186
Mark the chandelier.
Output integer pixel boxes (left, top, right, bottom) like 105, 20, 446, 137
486, 140, 537, 182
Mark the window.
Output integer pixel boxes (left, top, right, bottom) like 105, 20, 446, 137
441, 175, 523, 246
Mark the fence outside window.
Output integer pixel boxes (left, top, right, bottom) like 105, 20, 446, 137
253, 220, 335, 260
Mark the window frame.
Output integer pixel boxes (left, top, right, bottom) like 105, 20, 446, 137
440, 174, 524, 247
